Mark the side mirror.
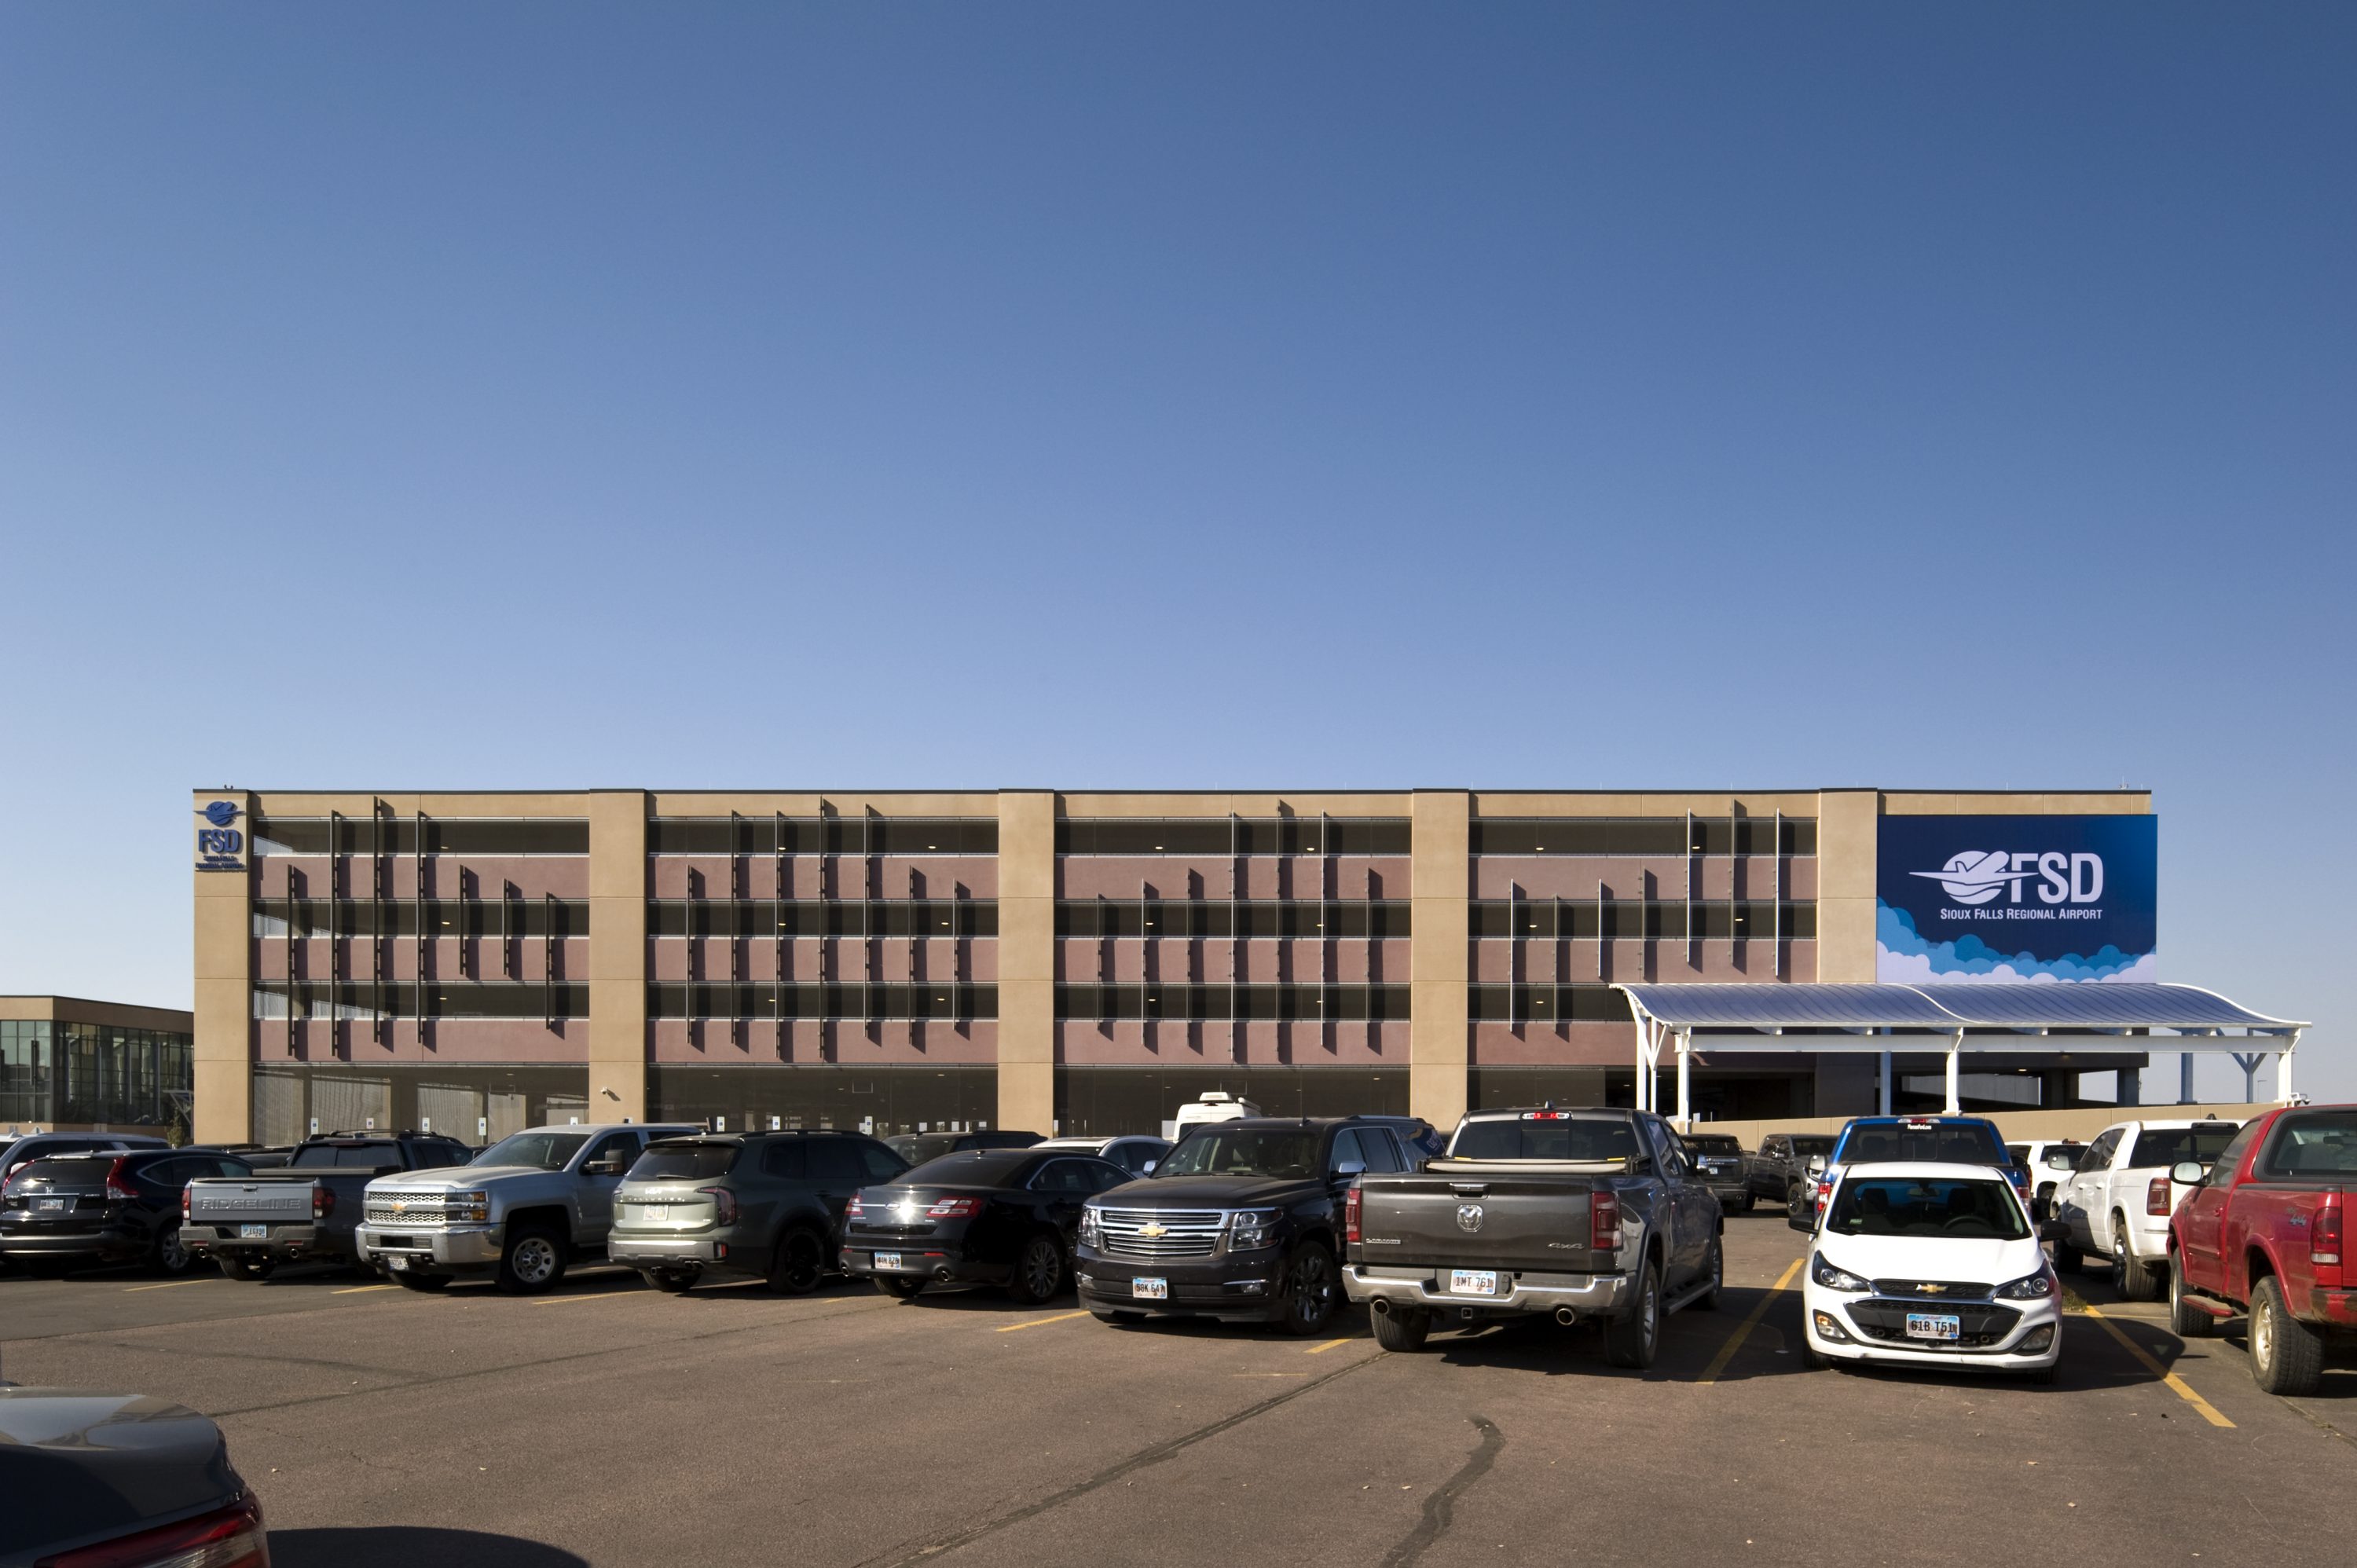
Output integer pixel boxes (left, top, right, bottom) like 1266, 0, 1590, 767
585, 1158, 623, 1177
1333, 1160, 1367, 1181
1141, 1160, 1158, 1175
2045, 1154, 2076, 1171
2171, 1160, 2205, 1185
2037, 1220, 2070, 1244
1805, 1156, 1827, 1178
1788, 1207, 1817, 1234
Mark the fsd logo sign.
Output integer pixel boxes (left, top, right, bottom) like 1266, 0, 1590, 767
194, 799, 247, 873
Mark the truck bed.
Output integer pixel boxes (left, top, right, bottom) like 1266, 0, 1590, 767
1354, 1168, 1611, 1273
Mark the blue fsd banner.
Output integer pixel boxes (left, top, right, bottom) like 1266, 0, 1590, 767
1876, 814, 2157, 984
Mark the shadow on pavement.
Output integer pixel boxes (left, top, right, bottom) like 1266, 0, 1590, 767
272, 1527, 586, 1567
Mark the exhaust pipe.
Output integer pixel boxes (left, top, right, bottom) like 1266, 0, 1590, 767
1555, 1307, 1578, 1327
1370, 1298, 1391, 1317
934, 1267, 955, 1283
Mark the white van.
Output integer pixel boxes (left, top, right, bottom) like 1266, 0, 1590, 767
1164, 1091, 1263, 1143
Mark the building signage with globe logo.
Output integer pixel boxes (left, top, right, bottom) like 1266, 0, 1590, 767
1875, 814, 2156, 984
193, 798, 248, 874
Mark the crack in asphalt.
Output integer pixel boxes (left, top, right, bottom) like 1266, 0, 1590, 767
853, 1353, 1378, 1568
1376, 1415, 1503, 1568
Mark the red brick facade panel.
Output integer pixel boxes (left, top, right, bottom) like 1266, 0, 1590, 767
1057, 857, 1410, 901
647, 1019, 998, 1065
1055, 1020, 1409, 1066
647, 857, 997, 900
648, 938, 997, 984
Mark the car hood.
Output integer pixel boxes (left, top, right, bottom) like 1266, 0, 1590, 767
1817, 1233, 2042, 1288
368, 1165, 538, 1191
1098, 1173, 1322, 1209
0, 1391, 240, 1557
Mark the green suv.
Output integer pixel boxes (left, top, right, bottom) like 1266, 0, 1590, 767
610, 1130, 907, 1295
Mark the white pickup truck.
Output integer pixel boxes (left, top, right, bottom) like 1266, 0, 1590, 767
2053, 1116, 2242, 1299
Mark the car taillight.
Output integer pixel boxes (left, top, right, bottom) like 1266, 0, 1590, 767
1816, 1180, 1831, 1213
698, 1186, 737, 1224
846, 1192, 865, 1219
183, 1185, 194, 1219
312, 1185, 335, 1219
926, 1197, 983, 1218
2147, 1174, 2174, 1218
1591, 1189, 1621, 1253
1345, 1185, 1362, 1244
2313, 1202, 2343, 1268
104, 1158, 138, 1203
36, 1489, 269, 1568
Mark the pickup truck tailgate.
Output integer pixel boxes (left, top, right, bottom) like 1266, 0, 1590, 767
1356, 1169, 1607, 1273
187, 1177, 317, 1226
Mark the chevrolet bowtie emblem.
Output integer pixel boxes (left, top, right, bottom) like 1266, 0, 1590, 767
1138, 1222, 1168, 1240
1919, 1284, 1947, 1295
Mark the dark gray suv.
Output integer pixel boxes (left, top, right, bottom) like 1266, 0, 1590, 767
610, 1130, 907, 1295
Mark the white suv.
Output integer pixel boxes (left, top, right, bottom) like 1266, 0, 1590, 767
2053, 1117, 2242, 1299
2003, 1139, 2087, 1222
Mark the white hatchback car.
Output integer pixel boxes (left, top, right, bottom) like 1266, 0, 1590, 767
1795, 1161, 2062, 1381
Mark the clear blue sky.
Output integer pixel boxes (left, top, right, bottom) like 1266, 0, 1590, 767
2, 7, 2348, 1098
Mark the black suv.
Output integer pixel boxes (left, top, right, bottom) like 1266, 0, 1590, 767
1, 1147, 255, 1276
1075, 1116, 1415, 1335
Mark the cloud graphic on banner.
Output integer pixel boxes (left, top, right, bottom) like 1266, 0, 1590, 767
1875, 904, 2155, 984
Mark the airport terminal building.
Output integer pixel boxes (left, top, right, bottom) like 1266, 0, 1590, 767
189, 787, 2165, 1146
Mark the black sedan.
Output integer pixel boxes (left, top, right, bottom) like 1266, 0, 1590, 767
0, 1148, 255, 1276
841, 1149, 1128, 1304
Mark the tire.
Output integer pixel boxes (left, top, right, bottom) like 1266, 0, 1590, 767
1277, 1240, 1340, 1336
391, 1269, 451, 1292
495, 1227, 566, 1296
1008, 1233, 1066, 1305
2168, 1256, 2213, 1338
644, 1269, 698, 1295
1373, 1306, 1431, 1352
221, 1255, 272, 1282
2113, 1215, 2160, 1301
874, 1276, 925, 1300
149, 1226, 195, 1277
2023, 1362, 2057, 1386
2249, 1276, 2324, 1397
1731, 1192, 1754, 1214
2036, 1185, 2058, 1223
1691, 1236, 1723, 1312
1603, 1260, 1662, 1369
766, 1228, 827, 1297
1802, 1340, 1830, 1372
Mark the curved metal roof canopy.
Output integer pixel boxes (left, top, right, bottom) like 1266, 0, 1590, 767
1618, 982, 2305, 1035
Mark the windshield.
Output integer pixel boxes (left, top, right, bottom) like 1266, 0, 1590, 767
1827, 1176, 2028, 1240
1688, 1136, 1742, 1156
1159, 1129, 1321, 1179
1792, 1137, 1835, 1156
2259, 1112, 2357, 1179
2130, 1126, 2241, 1169
291, 1143, 405, 1169
471, 1132, 591, 1171
1452, 1118, 1638, 1163
629, 1143, 739, 1181
1837, 1123, 2004, 1167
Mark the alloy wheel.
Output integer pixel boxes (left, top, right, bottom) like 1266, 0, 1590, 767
511, 1236, 559, 1285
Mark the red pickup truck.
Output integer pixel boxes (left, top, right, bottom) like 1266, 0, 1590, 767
2168, 1104, 2357, 1395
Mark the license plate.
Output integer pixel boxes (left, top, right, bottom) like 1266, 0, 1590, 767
873, 1251, 902, 1271
1450, 1269, 1501, 1296
387, 1256, 409, 1269
240, 1224, 269, 1240
1906, 1312, 1962, 1341
1132, 1277, 1168, 1300
35, 1198, 64, 1212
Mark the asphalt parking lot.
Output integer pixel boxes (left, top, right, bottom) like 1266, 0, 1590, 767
6, 1216, 2355, 1568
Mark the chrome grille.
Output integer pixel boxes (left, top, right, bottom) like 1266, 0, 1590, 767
366, 1197, 456, 1225
1869, 1279, 1993, 1301
1096, 1208, 1225, 1260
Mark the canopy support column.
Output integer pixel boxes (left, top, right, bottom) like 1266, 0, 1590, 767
1944, 1031, 1962, 1116
2280, 1030, 2302, 1105
1676, 1031, 1692, 1129
2180, 1052, 2194, 1105
1878, 1047, 1893, 1116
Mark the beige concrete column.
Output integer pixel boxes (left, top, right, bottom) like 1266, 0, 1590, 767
192, 790, 255, 1144
588, 790, 650, 1123
996, 790, 1057, 1135
1409, 790, 1471, 1131
1816, 790, 1881, 984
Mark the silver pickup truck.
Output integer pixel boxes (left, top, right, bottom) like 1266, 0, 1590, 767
182, 1134, 474, 1279
1343, 1105, 1723, 1369
355, 1123, 698, 1295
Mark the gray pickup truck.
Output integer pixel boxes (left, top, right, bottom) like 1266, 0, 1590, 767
356, 1123, 698, 1295
182, 1133, 474, 1279
1343, 1105, 1722, 1369
1745, 1131, 1835, 1210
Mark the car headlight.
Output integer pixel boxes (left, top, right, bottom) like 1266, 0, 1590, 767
1996, 1269, 2056, 1301
440, 1190, 489, 1223
1811, 1253, 1870, 1293
1079, 1207, 1102, 1247
1229, 1208, 1281, 1251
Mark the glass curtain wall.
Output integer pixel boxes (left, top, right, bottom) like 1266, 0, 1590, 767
249, 1066, 590, 1149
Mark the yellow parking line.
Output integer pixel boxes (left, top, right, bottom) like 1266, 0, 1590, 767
1306, 1337, 1352, 1354
332, 1284, 398, 1295
531, 1291, 641, 1307
2079, 1303, 2235, 1428
124, 1279, 211, 1292
1698, 1257, 1804, 1383
995, 1310, 1091, 1333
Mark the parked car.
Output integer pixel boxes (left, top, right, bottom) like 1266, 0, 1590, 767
1746, 1133, 1834, 1209
0, 1148, 255, 1277
2054, 1116, 2242, 1296
882, 1129, 1042, 1167
356, 1122, 698, 1294
614, 1130, 907, 1295
0, 1389, 267, 1568
1805, 1116, 2024, 1220
0, 1132, 168, 1189
1078, 1117, 1415, 1335
1794, 1160, 2066, 1381
1032, 1134, 1173, 1177
1683, 1133, 1752, 1212
1359, 1115, 1447, 1160
182, 1131, 472, 1280
844, 1146, 1129, 1303
2168, 1104, 2357, 1394
2003, 1139, 2088, 1222
1344, 1106, 1721, 1365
